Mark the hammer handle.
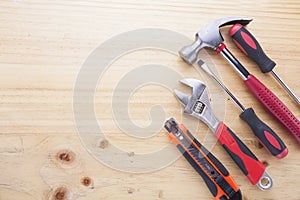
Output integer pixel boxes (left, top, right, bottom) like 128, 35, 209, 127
229, 24, 276, 73
244, 75, 300, 144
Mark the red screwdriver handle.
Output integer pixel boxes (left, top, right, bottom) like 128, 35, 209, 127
229, 24, 276, 73
244, 75, 300, 144
240, 108, 288, 158
215, 121, 266, 185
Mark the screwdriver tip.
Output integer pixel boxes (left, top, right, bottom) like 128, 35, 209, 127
197, 59, 214, 77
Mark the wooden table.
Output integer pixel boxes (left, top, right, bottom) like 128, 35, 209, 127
0, 0, 299, 199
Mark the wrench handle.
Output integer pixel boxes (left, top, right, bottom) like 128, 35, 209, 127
215, 121, 266, 185
240, 108, 288, 158
229, 24, 276, 73
244, 75, 300, 144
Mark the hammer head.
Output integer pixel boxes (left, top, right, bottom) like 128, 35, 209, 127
179, 16, 252, 64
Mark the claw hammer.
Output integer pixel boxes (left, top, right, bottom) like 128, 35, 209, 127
179, 16, 300, 144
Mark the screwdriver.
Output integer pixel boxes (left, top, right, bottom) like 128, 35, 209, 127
164, 118, 242, 200
229, 24, 300, 105
198, 60, 288, 158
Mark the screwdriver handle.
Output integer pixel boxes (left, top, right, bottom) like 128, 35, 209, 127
244, 75, 300, 144
229, 24, 276, 73
215, 121, 267, 186
240, 108, 288, 158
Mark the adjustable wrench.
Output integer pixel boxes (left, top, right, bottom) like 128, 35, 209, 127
174, 78, 272, 190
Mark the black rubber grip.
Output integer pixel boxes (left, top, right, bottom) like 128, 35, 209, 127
222, 145, 247, 175
240, 108, 288, 158
229, 24, 276, 73
178, 145, 241, 200
205, 148, 229, 176
228, 190, 242, 200
186, 130, 230, 176
177, 145, 218, 196
226, 127, 258, 161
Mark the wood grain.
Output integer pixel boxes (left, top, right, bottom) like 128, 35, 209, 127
0, 0, 299, 199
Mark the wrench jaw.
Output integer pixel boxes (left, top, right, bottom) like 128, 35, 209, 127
174, 79, 220, 132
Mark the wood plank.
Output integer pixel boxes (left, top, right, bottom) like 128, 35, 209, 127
0, 0, 299, 199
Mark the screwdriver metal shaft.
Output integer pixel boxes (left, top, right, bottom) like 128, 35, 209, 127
271, 71, 300, 105
199, 61, 245, 111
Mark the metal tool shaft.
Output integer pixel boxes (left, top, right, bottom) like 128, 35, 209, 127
219, 47, 250, 80
212, 71, 246, 112
198, 60, 246, 111
271, 71, 300, 105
